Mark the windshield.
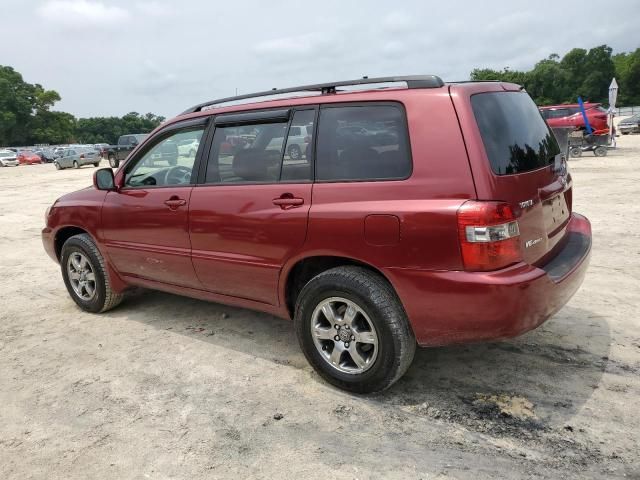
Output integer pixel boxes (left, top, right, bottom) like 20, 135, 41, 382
0, 152, 14, 158
472, 91, 561, 175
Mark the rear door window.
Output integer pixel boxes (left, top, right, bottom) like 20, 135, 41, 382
471, 92, 560, 175
316, 104, 411, 181
205, 122, 288, 184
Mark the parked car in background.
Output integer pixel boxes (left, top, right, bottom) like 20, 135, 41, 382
618, 114, 640, 135
0, 149, 19, 167
42, 75, 591, 393
177, 138, 199, 157
93, 143, 109, 158
34, 148, 57, 163
105, 134, 148, 168
54, 147, 100, 169
539, 103, 608, 131
17, 150, 43, 165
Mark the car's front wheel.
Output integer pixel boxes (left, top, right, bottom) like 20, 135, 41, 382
54, 162, 61, 170
294, 266, 416, 393
61, 234, 124, 313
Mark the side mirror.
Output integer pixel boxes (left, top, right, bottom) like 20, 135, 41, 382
93, 168, 116, 191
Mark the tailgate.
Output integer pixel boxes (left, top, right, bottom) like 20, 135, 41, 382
450, 84, 571, 264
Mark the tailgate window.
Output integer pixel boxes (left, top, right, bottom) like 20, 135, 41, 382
471, 92, 560, 175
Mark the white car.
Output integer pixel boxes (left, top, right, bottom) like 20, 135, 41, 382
0, 150, 19, 167
265, 124, 313, 159
178, 139, 199, 157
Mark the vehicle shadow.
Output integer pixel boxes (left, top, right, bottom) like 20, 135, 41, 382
378, 305, 611, 432
107, 290, 308, 368
112, 291, 610, 430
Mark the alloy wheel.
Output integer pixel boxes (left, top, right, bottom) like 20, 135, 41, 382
310, 297, 379, 374
67, 252, 97, 301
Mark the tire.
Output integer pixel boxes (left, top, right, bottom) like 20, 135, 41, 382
294, 266, 416, 393
73, 160, 79, 169
108, 155, 119, 168
61, 234, 124, 313
54, 162, 61, 170
570, 146, 582, 158
594, 146, 608, 157
622, 132, 629, 135
288, 144, 301, 160
94, 162, 100, 167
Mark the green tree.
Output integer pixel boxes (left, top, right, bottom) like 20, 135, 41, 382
471, 45, 633, 107
613, 49, 640, 105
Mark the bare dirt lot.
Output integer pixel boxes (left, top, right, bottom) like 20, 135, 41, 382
1, 139, 639, 480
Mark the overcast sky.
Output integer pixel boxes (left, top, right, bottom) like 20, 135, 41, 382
2, 0, 639, 118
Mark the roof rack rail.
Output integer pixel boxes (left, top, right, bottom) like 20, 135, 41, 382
181, 75, 444, 114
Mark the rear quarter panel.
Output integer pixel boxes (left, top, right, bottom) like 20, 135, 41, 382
279, 90, 476, 304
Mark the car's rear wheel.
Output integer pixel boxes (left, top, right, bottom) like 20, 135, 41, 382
94, 162, 100, 167
108, 155, 119, 168
570, 146, 582, 158
288, 144, 301, 160
54, 162, 61, 170
61, 234, 124, 313
294, 266, 415, 393
73, 160, 79, 169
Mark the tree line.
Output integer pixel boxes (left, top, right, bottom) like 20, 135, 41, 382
0, 65, 164, 147
471, 44, 640, 106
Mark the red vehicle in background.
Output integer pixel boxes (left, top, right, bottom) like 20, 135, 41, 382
539, 103, 609, 131
17, 150, 43, 165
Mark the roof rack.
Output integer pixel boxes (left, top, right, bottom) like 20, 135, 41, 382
181, 75, 444, 114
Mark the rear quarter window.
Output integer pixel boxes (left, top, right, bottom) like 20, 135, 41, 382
316, 104, 411, 181
472, 92, 560, 175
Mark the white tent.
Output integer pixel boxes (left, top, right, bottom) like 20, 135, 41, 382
609, 78, 618, 147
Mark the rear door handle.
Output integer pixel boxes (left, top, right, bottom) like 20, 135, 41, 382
164, 196, 187, 209
273, 195, 304, 209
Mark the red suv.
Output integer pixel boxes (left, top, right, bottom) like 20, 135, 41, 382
539, 102, 609, 131
42, 76, 591, 393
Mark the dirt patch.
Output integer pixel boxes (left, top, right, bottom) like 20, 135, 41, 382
2, 137, 640, 479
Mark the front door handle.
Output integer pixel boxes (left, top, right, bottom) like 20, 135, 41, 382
164, 196, 187, 209
273, 194, 304, 209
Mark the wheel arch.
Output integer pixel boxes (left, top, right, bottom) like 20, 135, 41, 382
54, 226, 90, 261
54, 225, 129, 294
280, 254, 400, 320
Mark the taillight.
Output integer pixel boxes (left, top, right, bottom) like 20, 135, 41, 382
457, 201, 522, 271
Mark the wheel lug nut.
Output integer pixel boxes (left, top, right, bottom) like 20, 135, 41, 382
334, 335, 340, 341
345, 325, 350, 330
335, 325, 340, 330
351, 335, 355, 341
344, 342, 350, 348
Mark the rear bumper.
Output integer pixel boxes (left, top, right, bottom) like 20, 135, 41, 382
385, 213, 591, 347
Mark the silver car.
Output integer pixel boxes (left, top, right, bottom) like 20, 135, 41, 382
0, 149, 19, 167
54, 148, 101, 170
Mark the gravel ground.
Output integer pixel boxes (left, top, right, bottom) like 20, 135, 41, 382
1, 137, 639, 479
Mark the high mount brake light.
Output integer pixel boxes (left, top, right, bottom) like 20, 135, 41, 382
457, 201, 523, 271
